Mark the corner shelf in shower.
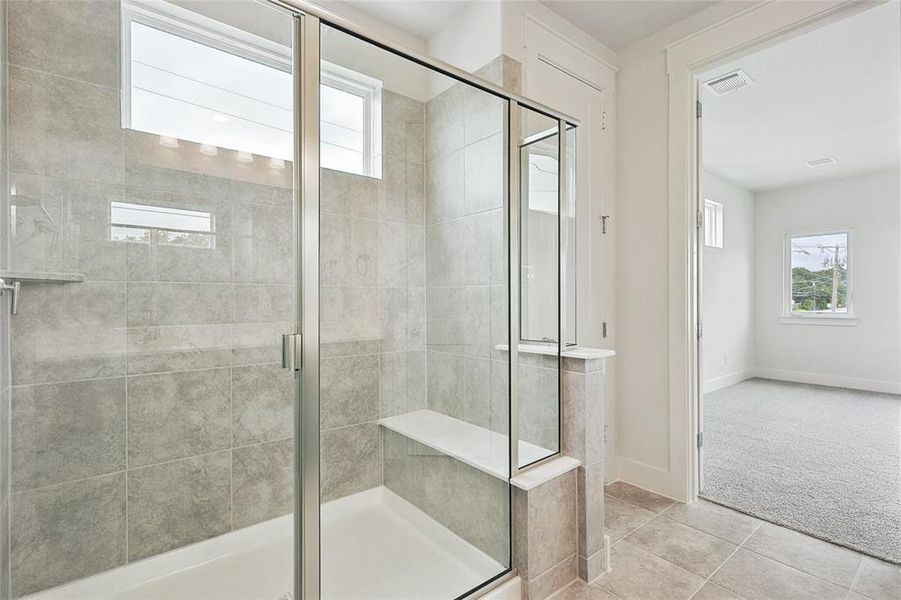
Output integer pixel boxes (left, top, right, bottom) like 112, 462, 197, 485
0, 270, 84, 283
378, 410, 553, 483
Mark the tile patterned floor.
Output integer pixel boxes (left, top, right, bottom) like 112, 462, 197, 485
549, 482, 901, 600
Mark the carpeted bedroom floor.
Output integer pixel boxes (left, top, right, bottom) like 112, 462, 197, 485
702, 377, 901, 564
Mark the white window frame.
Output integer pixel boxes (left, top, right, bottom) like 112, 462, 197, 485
121, 0, 382, 177
782, 228, 855, 324
703, 199, 723, 248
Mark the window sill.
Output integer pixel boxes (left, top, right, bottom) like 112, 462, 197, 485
779, 315, 858, 327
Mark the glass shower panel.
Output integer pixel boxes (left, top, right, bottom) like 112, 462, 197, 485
319, 23, 510, 599
517, 107, 562, 467
4, 1, 297, 598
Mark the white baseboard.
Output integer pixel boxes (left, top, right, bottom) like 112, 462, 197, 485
753, 367, 901, 394
703, 369, 755, 393
614, 456, 674, 499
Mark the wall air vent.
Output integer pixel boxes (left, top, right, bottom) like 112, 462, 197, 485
702, 69, 754, 96
806, 156, 838, 168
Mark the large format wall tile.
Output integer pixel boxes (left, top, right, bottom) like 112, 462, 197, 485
321, 355, 378, 429
127, 368, 231, 467
383, 430, 509, 563
320, 286, 379, 344
8, 0, 119, 88
126, 324, 231, 375
126, 282, 230, 327
11, 473, 126, 597
320, 423, 379, 502
10, 175, 126, 281
232, 364, 294, 445
232, 439, 293, 529
320, 214, 378, 287
8, 67, 124, 184
12, 378, 125, 491
10, 281, 126, 385
127, 452, 231, 562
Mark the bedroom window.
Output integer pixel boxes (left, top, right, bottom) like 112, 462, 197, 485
704, 199, 724, 248
785, 231, 852, 316
121, 0, 382, 177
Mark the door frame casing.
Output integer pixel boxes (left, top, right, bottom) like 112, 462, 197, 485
665, 0, 878, 503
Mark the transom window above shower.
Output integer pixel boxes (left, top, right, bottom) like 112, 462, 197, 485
121, 0, 383, 177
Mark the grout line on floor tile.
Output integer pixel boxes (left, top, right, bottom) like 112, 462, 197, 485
845, 559, 866, 599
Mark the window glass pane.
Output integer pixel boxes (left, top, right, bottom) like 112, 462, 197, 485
704, 200, 723, 248
129, 21, 293, 160
320, 84, 366, 175
127, 16, 381, 177
789, 233, 849, 313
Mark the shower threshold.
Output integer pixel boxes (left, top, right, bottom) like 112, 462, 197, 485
22, 487, 501, 600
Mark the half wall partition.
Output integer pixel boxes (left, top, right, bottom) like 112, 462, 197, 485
0, 1, 579, 599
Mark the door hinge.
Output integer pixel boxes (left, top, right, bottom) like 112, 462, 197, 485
696, 210, 704, 231
697, 432, 704, 449
696, 100, 703, 119
601, 111, 607, 130
601, 215, 610, 234
697, 321, 703, 339
602, 321, 608, 338
282, 333, 302, 371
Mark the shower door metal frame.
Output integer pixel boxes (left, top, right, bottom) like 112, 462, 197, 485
277, 2, 581, 597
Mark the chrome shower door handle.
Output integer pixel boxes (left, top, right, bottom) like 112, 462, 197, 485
282, 333, 302, 371
0, 279, 20, 315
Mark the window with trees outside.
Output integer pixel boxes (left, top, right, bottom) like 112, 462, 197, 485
786, 231, 851, 315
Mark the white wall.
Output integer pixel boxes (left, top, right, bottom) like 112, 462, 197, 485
754, 169, 901, 392
614, 1, 762, 494
702, 171, 755, 392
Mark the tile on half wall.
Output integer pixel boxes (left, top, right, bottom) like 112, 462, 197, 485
710, 549, 846, 600
605, 481, 676, 514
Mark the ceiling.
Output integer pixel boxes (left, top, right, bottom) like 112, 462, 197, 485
539, 0, 717, 50
333, 0, 474, 40
333, 0, 716, 49
701, 1, 901, 192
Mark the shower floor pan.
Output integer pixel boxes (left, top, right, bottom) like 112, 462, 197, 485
23, 487, 502, 600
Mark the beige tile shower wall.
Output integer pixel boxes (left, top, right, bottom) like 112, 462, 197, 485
423, 58, 510, 433
383, 54, 521, 565
4, 2, 294, 596
319, 88, 426, 503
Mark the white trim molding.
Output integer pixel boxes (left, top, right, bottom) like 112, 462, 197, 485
664, 0, 872, 503
703, 369, 755, 394
753, 368, 901, 395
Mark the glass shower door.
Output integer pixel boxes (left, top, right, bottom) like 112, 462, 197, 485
4, 1, 299, 598
314, 22, 512, 599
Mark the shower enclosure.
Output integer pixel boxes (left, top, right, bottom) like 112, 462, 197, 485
0, 1, 578, 598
